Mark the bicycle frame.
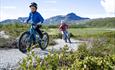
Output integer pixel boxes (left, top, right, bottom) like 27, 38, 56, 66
29, 25, 41, 43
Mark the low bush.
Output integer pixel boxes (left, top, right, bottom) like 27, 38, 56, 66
18, 44, 115, 70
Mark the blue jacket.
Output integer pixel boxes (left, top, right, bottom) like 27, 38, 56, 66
26, 11, 44, 25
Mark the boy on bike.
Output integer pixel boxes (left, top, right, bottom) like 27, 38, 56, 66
26, 2, 44, 44
59, 20, 71, 43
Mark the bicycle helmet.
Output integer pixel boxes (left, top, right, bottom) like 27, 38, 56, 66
29, 2, 37, 9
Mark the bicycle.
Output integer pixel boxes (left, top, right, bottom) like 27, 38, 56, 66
18, 24, 49, 53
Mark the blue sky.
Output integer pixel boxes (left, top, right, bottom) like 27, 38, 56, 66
0, 0, 115, 21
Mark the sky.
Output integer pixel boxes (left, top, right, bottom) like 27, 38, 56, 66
0, 0, 115, 21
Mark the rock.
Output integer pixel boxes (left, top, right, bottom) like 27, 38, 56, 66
0, 30, 19, 48
0, 31, 10, 39
0, 38, 18, 49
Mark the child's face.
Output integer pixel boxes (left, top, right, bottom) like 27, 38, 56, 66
30, 6, 37, 12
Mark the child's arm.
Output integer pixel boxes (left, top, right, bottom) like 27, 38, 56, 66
26, 13, 31, 23
59, 25, 62, 31
38, 13, 44, 23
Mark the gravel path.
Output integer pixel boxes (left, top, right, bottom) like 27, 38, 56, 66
0, 39, 84, 69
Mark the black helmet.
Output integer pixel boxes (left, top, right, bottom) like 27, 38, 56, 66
29, 2, 37, 9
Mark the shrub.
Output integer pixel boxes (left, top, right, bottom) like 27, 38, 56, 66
18, 45, 115, 70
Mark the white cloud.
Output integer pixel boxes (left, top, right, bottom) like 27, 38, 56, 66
44, 0, 57, 3
48, 8, 59, 11
0, 10, 25, 21
0, 6, 16, 9
101, 0, 115, 14
0, 13, 17, 21
41, 8, 60, 12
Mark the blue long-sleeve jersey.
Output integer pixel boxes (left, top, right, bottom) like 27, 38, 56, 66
26, 11, 44, 25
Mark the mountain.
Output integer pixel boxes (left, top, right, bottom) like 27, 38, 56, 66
65, 13, 84, 20
18, 17, 28, 23
0, 12, 89, 24
0, 19, 19, 24
83, 17, 115, 28
44, 12, 89, 24
0, 17, 28, 24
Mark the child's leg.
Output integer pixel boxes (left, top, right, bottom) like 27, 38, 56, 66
35, 27, 43, 39
63, 31, 67, 41
61, 31, 64, 39
30, 26, 36, 44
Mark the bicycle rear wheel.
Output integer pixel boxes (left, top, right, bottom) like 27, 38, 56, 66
39, 32, 49, 50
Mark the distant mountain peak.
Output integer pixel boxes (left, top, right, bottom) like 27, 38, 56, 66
65, 12, 82, 20
66, 12, 77, 16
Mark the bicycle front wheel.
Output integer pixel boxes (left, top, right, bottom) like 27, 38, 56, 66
18, 31, 32, 53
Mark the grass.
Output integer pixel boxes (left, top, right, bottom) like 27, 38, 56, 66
0, 23, 114, 37
44, 28, 114, 36
0, 24, 114, 46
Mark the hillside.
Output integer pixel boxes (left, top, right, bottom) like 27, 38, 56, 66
83, 17, 115, 28
0, 12, 89, 24
0, 14, 115, 28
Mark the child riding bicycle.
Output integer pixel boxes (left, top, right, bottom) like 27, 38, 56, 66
18, 2, 49, 53
26, 2, 44, 44
59, 20, 71, 43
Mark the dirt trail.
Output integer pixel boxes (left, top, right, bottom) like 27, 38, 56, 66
0, 38, 84, 69
49, 39, 84, 51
